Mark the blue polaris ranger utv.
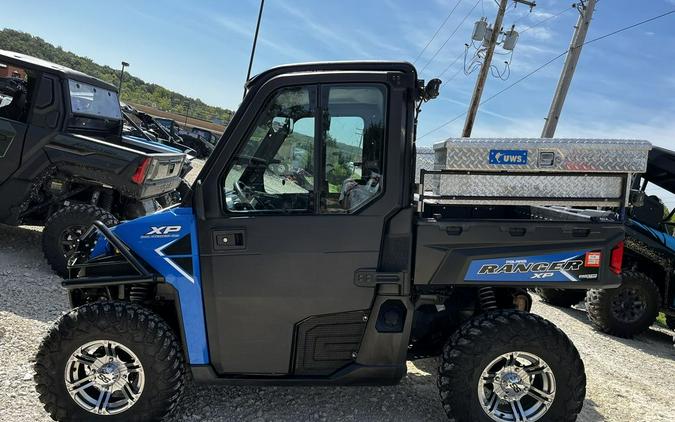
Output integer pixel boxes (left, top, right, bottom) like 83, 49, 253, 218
34, 62, 647, 421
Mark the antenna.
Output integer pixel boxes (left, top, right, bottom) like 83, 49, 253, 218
244, 0, 265, 100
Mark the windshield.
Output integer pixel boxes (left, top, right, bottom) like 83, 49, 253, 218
68, 79, 121, 120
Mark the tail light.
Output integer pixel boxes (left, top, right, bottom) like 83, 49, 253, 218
131, 158, 152, 185
609, 241, 624, 275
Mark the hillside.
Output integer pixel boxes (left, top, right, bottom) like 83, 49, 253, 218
0, 28, 233, 123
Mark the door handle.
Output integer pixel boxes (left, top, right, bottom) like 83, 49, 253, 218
212, 230, 246, 250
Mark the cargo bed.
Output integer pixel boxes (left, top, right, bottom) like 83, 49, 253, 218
412, 138, 650, 289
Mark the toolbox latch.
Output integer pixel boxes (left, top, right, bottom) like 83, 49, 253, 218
538, 151, 556, 167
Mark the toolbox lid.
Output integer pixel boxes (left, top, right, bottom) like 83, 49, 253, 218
433, 138, 651, 173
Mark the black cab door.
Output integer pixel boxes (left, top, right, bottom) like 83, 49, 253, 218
196, 66, 412, 376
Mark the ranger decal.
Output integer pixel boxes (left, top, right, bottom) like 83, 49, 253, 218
465, 250, 601, 282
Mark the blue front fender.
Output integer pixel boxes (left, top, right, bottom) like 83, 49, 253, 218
89, 207, 208, 364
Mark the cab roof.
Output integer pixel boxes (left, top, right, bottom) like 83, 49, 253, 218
0, 49, 118, 92
245, 61, 418, 91
644, 147, 675, 193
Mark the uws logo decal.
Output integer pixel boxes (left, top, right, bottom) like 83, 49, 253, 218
489, 149, 528, 165
142, 226, 182, 238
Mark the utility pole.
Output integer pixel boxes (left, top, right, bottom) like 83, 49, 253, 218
462, 0, 509, 137
541, 0, 596, 138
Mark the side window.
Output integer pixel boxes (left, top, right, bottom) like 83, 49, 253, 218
0, 64, 33, 123
321, 85, 386, 214
223, 86, 316, 213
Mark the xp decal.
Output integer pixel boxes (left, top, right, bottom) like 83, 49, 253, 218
465, 250, 602, 282
142, 225, 183, 238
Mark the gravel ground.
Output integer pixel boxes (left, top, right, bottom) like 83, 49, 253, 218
1, 160, 674, 421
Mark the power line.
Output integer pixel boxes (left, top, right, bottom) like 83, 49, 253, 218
413, 0, 464, 64
520, 4, 576, 34
419, 0, 481, 75
418, 8, 675, 140
582, 8, 675, 45
438, 50, 466, 79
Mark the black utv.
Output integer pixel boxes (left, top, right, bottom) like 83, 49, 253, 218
537, 147, 675, 337
0, 50, 188, 276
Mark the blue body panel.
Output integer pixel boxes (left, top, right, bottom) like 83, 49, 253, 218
93, 207, 208, 364
630, 220, 675, 253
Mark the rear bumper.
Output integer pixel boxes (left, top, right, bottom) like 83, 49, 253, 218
123, 175, 183, 200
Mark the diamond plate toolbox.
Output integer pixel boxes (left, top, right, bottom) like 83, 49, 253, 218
433, 138, 651, 173
415, 146, 435, 182
425, 138, 652, 207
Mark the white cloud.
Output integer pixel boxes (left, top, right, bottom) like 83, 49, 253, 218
531, 10, 554, 20
274, 1, 372, 58
522, 26, 554, 40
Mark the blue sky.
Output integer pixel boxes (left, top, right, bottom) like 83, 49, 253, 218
2, 0, 675, 150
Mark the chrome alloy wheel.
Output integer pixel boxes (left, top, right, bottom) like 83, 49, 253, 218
64, 340, 145, 415
477, 351, 556, 422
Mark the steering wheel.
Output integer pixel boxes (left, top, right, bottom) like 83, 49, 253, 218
234, 180, 252, 206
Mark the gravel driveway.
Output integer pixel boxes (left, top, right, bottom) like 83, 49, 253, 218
1, 161, 674, 421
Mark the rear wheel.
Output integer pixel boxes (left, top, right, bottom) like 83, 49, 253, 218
438, 310, 585, 422
535, 288, 586, 308
42, 203, 118, 277
34, 302, 185, 421
585, 271, 661, 338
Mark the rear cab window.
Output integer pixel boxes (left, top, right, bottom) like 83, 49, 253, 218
68, 79, 121, 120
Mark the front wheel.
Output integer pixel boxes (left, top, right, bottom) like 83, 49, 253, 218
438, 310, 585, 422
34, 302, 185, 421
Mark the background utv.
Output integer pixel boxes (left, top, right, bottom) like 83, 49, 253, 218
0, 50, 188, 276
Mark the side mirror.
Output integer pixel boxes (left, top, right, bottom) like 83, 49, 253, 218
272, 116, 293, 133
423, 78, 442, 101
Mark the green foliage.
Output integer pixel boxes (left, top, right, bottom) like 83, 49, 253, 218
0, 28, 234, 123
